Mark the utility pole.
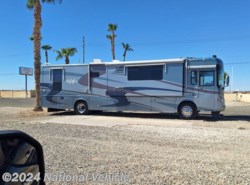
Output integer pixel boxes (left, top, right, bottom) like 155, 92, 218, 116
83, 36, 85, 64
25, 75, 27, 98
231, 66, 234, 92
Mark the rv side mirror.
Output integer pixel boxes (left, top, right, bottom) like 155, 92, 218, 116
0, 130, 45, 185
225, 75, 230, 87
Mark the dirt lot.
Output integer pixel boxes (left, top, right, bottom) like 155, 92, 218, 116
0, 99, 249, 184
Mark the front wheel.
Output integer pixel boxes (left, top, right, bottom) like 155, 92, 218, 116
211, 111, 221, 118
74, 101, 89, 115
178, 102, 197, 119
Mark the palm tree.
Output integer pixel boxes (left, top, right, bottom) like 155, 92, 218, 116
54, 48, 77, 64
106, 23, 118, 60
27, 0, 61, 111
122, 42, 133, 61
41, 45, 52, 64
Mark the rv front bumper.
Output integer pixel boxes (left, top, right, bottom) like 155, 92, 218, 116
215, 95, 226, 112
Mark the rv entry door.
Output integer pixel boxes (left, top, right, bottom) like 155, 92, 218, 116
89, 65, 108, 110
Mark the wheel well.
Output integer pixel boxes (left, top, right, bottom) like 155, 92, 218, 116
178, 101, 197, 112
74, 99, 88, 109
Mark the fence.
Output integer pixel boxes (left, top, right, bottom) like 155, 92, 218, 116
0, 90, 35, 98
224, 93, 250, 103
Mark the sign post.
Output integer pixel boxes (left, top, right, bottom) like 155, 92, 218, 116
19, 67, 33, 98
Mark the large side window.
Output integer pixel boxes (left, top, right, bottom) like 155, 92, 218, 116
127, 65, 163, 81
52, 69, 63, 91
199, 71, 214, 86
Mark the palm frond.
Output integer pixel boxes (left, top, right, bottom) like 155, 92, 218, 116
126, 44, 133, 52
55, 48, 77, 58
42, 0, 62, 4
54, 50, 63, 60
122, 43, 133, 52
107, 23, 118, 32
106, 35, 112, 40
27, 0, 62, 10
122, 42, 126, 49
29, 35, 42, 41
41, 45, 52, 50
27, 0, 36, 10
42, 0, 54, 3
68, 48, 77, 56
29, 36, 34, 41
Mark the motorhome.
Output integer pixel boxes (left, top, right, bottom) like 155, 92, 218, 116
40, 56, 228, 119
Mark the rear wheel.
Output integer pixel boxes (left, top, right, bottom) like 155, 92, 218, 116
212, 111, 221, 118
178, 102, 197, 119
74, 101, 89, 115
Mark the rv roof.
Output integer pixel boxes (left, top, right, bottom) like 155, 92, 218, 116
91, 58, 186, 65
41, 64, 89, 67
42, 57, 218, 67
41, 58, 186, 67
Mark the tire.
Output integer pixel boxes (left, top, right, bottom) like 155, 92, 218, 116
92, 110, 103, 114
74, 101, 89, 115
178, 102, 197, 119
211, 111, 220, 118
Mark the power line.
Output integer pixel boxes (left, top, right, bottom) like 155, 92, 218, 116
132, 35, 250, 46
82, 34, 250, 48
224, 62, 250, 65
0, 34, 250, 58
0, 53, 33, 58
110, 35, 250, 45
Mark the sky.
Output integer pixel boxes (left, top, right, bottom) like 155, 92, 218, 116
0, 0, 250, 91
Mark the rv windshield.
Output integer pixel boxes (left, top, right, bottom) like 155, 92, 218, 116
217, 63, 224, 88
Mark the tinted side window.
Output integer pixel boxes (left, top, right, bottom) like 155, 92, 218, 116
90, 65, 105, 78
52, 69, 62, 91
128, 65, 163, 81
199, 71, 214, 86
191, 71, 197, 85
90, 72, 100, 78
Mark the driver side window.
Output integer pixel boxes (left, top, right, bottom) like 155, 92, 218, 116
191, 71, 198, 85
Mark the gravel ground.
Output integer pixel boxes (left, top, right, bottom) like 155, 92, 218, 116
0, 99, 249, 184
0, 98, 35, 107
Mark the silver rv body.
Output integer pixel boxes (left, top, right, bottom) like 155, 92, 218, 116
40, 57, 226, 118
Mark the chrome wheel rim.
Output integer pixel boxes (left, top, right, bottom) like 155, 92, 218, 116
77, 103, 86, 114
181, 106, 193, 118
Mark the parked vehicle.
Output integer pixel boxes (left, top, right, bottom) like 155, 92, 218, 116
40, 56, 229, 119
